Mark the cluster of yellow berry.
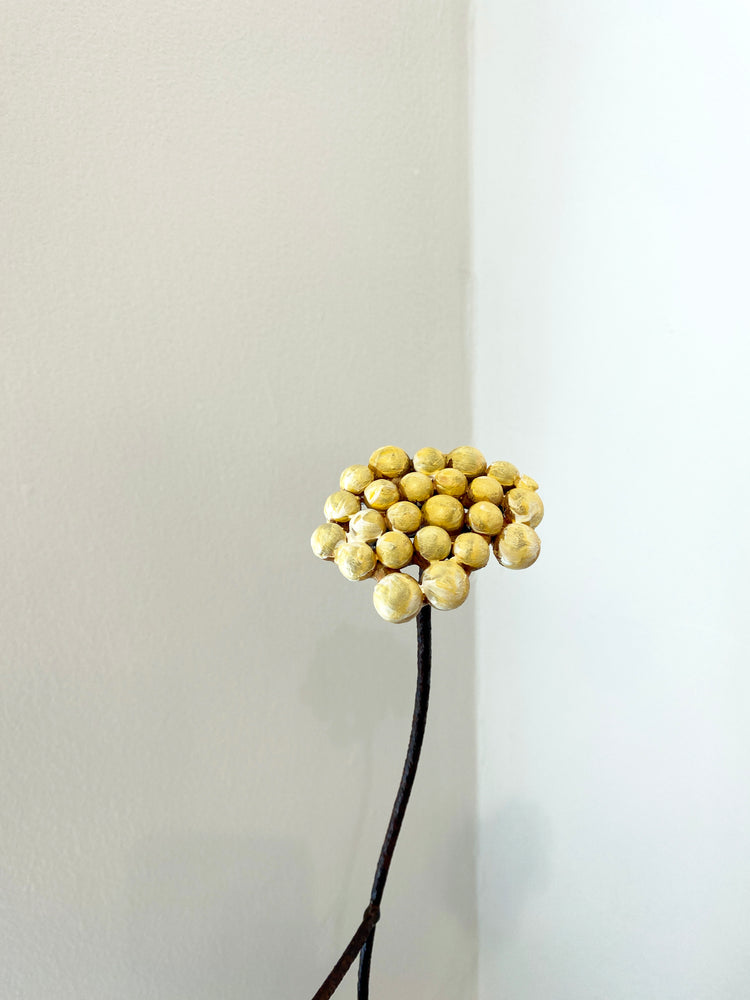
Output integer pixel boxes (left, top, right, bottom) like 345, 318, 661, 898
311, 446, 543, 624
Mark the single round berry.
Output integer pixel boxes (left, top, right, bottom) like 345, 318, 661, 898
493, 522, 541, 569
386, 501, 422, 534
421, 559, 470, 611
348, 509, 386, 543
434, 468, 468, 498
399, 472, 434, 503
467, 501, 504, 536
487, 461, 519, 487
414, 525, 452, 562
503, 487, 544, 528
376, 530, 414, 569
373, 572, 424, 623
310, 522, 347, 560
422, 494, 465, 532
448, 446, 486, 478
340, 464, 374, 494
334, 541, 377, 580
368, 446, 411, 479
364, 479, 401, 510
324, 490, 360, 523
452, 532, 490, 569
412, 447, 446, 475
467, 475, 503, 505
515, 473, 539, 491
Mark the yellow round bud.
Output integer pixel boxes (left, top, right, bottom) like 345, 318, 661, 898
503, 487, 544, 528
348, 508, 386, 543
487, 461, 519, 487
373, 572, 424, 624
385, 500, 422, 534
467, 501, 504, 536
324, 490, 360, 523
364, 479, 401, 511
310, 522, 347, 560
340, 464, 374, 494
334, 541, 377, 580
515, 473, 539, 491
493, 523, 541, 570
452, 532, 490, 569
399, 471, 434, 503
376, 530, 414, 569
467, 475, 504, 505
421, 559, 470, 611
422, 494, 465, 532
412, 447, 446, 475
414, 525, 452, 562
448, 446, 486, 478
434, 468, 468, 498
368, 445, 411, 479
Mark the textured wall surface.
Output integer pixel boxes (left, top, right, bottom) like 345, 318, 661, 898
1, 3, 475, 997
474, 3, 750, 998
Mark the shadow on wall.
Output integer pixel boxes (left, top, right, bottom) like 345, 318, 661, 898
302, 621, 413, 747
480, 798, 551, 944
125, 835, 315, 999
302, 615, 479, 993
302, 619, 416, 945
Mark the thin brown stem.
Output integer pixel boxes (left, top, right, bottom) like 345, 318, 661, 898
358, 602, 432, 998
310, 603, 433, 1000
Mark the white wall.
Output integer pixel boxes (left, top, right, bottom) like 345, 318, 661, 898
474, 3, 750, 998
1, 4, 476, 998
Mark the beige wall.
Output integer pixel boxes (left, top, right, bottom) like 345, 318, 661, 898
2, 3, 475, 997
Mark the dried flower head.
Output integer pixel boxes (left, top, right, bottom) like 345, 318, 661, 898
311, 446, 543, 622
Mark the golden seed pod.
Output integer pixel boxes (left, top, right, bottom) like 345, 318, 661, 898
399, 471, 434, 503
310, 522, 347, 560
421, 559, 470, 611
452, 532, 490, 569
434, 467, 468, 498
412, 447, 446, 475
467, 500, 505, 536
448, 446, 486, 478
368, 445, 411, 479
493, 522, 541, 570
373, 572, 424, 624
340, 464, 374, 495
324, 490, 361, 523
515, 473, 539, 491
334, 541, 377, 581
385, 500, 422, 534
487, 461, 519, 487
467, 475, 504, 505
364, 478, 401, 511
422, 494, 465, 532
503, 487, 544, 528
348, 508, 386, 543
376, 530, 414, 569
414, 525, 452, 562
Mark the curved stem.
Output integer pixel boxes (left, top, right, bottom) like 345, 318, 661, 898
310, 603, 433, 1000
358, 603, 432, 999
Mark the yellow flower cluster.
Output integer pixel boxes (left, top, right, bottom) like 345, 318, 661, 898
311, 446, 543, 623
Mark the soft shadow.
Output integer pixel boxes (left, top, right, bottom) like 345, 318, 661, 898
479, 798, 551, 943
439, 807, 480, 931
125, 834, 315, 999
302, 621, 415, 747
302, 620, 418, 944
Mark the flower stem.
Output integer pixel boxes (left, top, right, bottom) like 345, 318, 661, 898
311, 603, 433, 1000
